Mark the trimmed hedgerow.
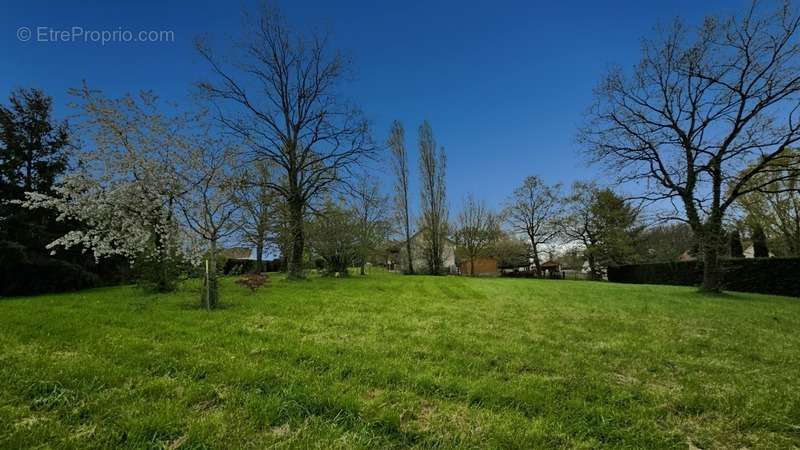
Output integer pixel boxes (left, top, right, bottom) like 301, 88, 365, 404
607, 258, 800, 297
0, 241, 99, 296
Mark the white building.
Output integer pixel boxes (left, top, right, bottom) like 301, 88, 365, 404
396, 231, 458, 274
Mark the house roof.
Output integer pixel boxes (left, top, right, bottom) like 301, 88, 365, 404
220, 247, 253, 259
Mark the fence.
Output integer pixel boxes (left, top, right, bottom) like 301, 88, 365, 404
500, 270, 593, 281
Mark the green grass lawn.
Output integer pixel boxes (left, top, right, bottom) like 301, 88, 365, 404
1, 272, 799, 449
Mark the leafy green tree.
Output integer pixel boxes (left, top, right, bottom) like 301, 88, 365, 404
0, 88, 69, 198
736, 148, 800, 256
563, 183, 640, 279
0, 88, 70, 250
730, 229, 745, 258
307, 199, 359, 276
636, 223, 696, 263
590, 189, 641, 268
0, 89, 114, 296
751, 224, 770, 258
491, 235, 530, 270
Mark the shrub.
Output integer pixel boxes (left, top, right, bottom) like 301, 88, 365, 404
607, 258, 800, 297
236, 273, 269, 293
130, 253, 183, 293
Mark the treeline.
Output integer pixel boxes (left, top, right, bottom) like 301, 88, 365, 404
1, 4, 383, 306
0, 4, 461, 305
3, 0, 800, 301
608, 258, 800, 297
0, 89, 131, 296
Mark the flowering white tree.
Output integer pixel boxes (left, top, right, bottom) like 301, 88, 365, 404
18, 85, 201, 291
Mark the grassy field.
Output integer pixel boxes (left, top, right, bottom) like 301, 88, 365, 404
1, 272, 799, 449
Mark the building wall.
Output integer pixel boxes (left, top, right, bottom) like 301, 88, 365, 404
458, 257, 498, 276
399, 234, 458, 274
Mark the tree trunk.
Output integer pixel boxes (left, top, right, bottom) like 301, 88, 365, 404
151, 216, 173, 293
256, 243, 264, 273
683, 193, 723, 293
360, 261, 366, 275
405, 230, 414, 275
700, 226, 723, 293
287, 197, 305, 279
531, 244, 541, 274
470, 257, 475, 277
587, 253, 598, 280
25, 148, 33, 191
160, 248, 170, 291
429, 228, 440, 275
701, 244, 722, 293
205, 238, 219, 309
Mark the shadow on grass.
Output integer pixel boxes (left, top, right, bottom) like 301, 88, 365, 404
688, 288, 793, 304
179, 300, 238, 311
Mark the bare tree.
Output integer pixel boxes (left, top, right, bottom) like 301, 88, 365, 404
349, 173, 390, 275
504, 176, 561, 274
581, 2, 800, 291
418, 121, 448, 274
174, 135, 242, 309
270, 199, 294, 273
197, 3, 375, 279
388, 120, 414, 274
454, 195, 501, 276
234, 160, 275, 272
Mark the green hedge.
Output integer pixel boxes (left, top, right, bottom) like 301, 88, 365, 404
607, 258, 800, 297
0, 241, 99, 296
0, 240, 130, 297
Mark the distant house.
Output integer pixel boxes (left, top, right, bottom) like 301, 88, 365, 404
458, 257, 498, 276
742, 245, 774, 258
678, 250, 696, 262
540, 260, 561, 275
384, 242, 402, 271
220, 247, 253, 259
676, 245, 775, 260
393, 231, 458, 274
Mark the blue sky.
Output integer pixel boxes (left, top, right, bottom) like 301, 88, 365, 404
2, 0, 746, 212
